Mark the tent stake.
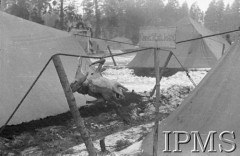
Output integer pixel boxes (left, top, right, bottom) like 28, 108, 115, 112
52, 55, 97, 156
153, 50, 172, 156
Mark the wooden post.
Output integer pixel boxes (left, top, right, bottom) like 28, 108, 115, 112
150, 52, 173, 97
153, 48, 160, 156
88, 31, 91, 54
60, 0, 64, 30
222, 44, 225, 56
153, 50, 172, 156
107, 45, 117, 66
100, 138, 106, 152
52, 55, 97, 156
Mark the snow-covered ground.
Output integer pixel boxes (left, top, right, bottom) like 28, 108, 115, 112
93, 53, 208, 93
103, 68, 207, 93
60, 123, 154, 156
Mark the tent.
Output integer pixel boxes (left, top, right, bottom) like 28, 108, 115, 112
91, 38, 109, 53
141, 39, 240, 155
73, 34, 108, 54
108, 37, 136, 50
0, 11, 93, 128
74, 35, 137, 54
127, 17, 230, 77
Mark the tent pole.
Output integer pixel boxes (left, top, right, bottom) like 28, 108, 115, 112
153, 48, 160, 156
222, 44, 226, 56
107, 45, 117, 66
150, 52, 173, 97
87, 34, 90, 54
153, 50, 172, 156
52, 55, 97, 156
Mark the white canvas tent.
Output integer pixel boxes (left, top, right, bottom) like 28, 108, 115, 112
109, 37, 136, 50
141, 39, 240, 155
0, 11, 93, 127
128, 17, 230, 76
74, 35, 137, 54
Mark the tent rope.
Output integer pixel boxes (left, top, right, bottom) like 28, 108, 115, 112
74, 28, 240, 48
170, 52, 197, 87
176, 28, 240, 44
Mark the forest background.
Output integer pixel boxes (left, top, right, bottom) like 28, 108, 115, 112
1, 0, 239, 44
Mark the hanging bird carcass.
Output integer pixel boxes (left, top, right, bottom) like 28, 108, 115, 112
70, 57, 128, 109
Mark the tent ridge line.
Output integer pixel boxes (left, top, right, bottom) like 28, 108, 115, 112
176, 28, 240, 44
73, 28, 239, 48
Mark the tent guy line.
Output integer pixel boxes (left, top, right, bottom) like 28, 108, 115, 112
54, 28, 240, 61
74, 28, 240, 48
170, 52, 197, 86
176, 28, 240, 44
149, 50, 198, 98
0, 28, 239, 135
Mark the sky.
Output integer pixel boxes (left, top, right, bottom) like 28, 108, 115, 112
178, 0, 234, 11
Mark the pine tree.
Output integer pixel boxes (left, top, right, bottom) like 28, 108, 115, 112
163, 0, 180, 25
5, 0, 30, 20
101, 0, 121, 38
178, 1, 189, 19
82, 0, 95, 24
223, 4, 234, 31
189, 1, 203, 23
144, 0, 164, 26
204, 0, 218, 30
231, 0, 240, 28
1, 0, 6, 10
215, 0, 225, 32
123, 0, 145, 43
94, 0, 101, 37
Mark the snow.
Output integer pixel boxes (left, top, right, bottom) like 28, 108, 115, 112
61, 123, 154, 156
114, 140, 143, 156
91, 53, 208, 93
103, 68, 207, 93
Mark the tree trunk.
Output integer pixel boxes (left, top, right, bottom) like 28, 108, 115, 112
94, 0, 101, 37
60, 0, 64, 30
0, 0, 6, 10
52, 55, 97, 156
